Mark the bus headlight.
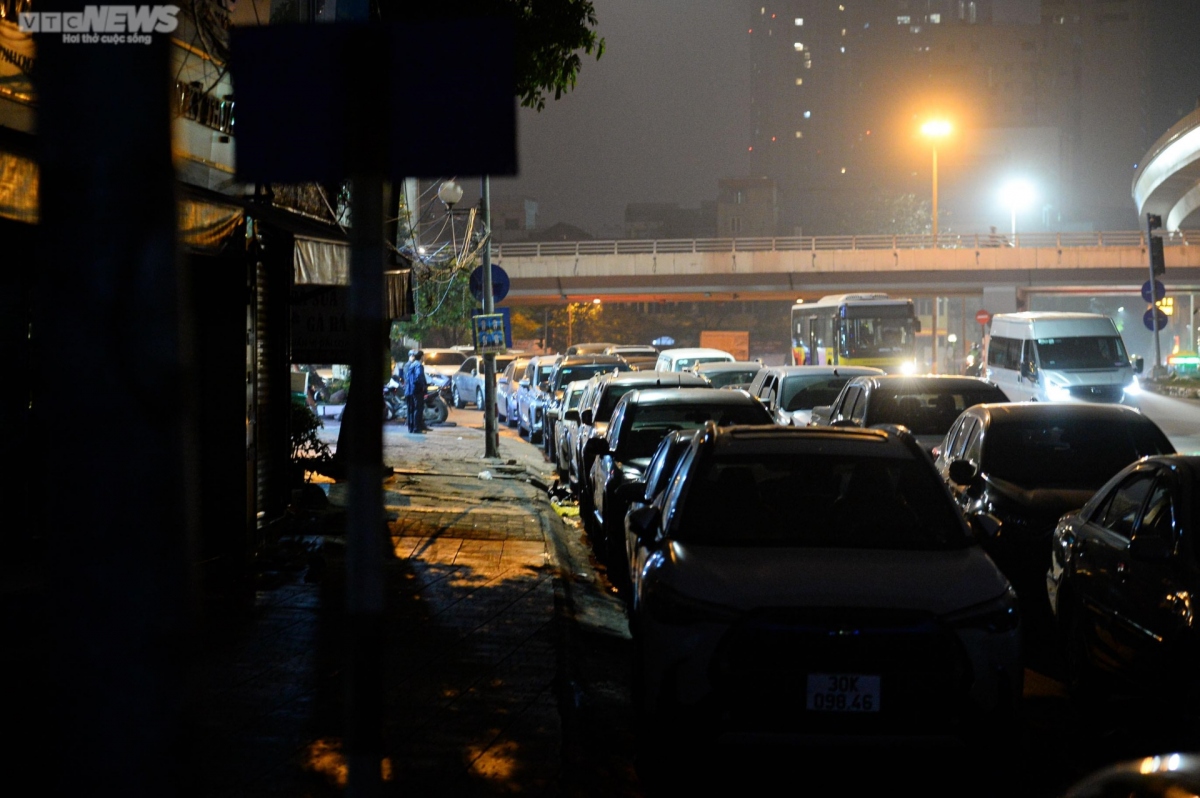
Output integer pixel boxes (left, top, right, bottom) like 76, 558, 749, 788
1124, 376, 1142, 397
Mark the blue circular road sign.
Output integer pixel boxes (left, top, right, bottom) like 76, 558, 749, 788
469, 264, 510, 303
1144, 307, 1168, 331
1141, 279, 1165, 303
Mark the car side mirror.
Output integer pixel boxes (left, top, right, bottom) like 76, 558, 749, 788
947, 459, 979, 486
472, 368, 478, 377
519, 378, 530, 388
1020, 361, 1035, 381
628, 505, 661, 543
581, 408, 593, 426
565, 408, 580, 423
583, 437, 609, 458
1129, 535, 1172, 562
913, 319, 922, 333
547, 408, 560, 421
1131, 355, 1145, 375
616, 480, 646, 504
831, 418, 859, 428
969, 512, 1002, 540
539, 380, 550, 392
810, 405, 831, 424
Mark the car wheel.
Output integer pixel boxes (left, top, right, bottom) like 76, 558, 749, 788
452, 383, 465, 409
476, 388, 484, 409
530, 423, 543, 446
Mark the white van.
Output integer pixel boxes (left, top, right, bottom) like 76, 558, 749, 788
653, 347, 735, 372
984, 311, 1143, 403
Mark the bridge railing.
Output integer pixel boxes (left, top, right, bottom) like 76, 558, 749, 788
492, 229, 1193, 258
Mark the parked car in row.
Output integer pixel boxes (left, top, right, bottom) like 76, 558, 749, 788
514, 354, 563, 440
571, 370, 710, 522
1047, 454, 1199, 709
812, 374, 1009, 453
495, 356, 531, 424
748, 365, 885, 426
653, 347, 734, 372
536, 354, 630, 454
585, 387, 774, 571
937, 402, 1175, 660
550, 380, 591, 481
450, 352, 519, 409
689, 360, 763, 390
623, 423, 1023, 757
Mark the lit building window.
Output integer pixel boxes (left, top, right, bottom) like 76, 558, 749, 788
795, 131, 803, 138
795, 18, 803, 25
795, 77, 803, 85
841, 29, 846, 35
840, 46, 846, 53
930, 13, 941, 23
803, 111, 812, 118
897, 15, 911, 24
794, 42, 805, 51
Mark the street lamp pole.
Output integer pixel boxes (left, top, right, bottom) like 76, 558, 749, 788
920, 120, 952, 243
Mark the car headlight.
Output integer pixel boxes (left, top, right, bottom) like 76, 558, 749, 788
899, 360, 918, 375
943, 586, 1019, 634
1045, 380, 1072, 401
1124, 376, 1142, 396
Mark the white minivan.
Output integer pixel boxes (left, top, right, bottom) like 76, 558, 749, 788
653, 347, 735, 372
983, 311, 1144, 403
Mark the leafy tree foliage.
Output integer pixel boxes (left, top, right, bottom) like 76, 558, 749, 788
376, 0, 604, 111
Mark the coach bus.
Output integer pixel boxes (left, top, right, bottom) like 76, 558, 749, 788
790, 293, 920, 373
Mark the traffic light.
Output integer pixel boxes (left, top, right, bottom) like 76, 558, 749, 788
1147, 213, 1166, 275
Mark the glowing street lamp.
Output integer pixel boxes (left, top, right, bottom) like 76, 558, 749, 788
920, 120, 952, 241
1000, 179, 1035, 237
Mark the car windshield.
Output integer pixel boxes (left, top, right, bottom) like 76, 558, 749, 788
676, 452, 969, 549
424, 351, 467, 366
780, 374, 856, 412
556, 363, 628, 387
704, 369, 759, 388
618, 403, 772, 458
981, 418, 1174, 490
1033, 336, 1129, 370
868, 387, 1008, 434
675, 357, 731, 370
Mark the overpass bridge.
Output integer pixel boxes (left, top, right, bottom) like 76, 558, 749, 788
491, 229, 1200, 310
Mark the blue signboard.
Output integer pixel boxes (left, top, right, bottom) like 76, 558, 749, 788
472, 307, 512, 352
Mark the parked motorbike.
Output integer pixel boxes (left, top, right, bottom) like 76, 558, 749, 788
383, 377, 450, 425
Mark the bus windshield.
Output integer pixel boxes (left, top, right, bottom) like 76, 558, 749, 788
841, 318, 916, 359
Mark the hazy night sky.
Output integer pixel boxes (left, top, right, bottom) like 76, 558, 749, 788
483, 0, 1200, 237
489, 0, 752, 236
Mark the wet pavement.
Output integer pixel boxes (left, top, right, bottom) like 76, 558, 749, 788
185, 407, 640, 797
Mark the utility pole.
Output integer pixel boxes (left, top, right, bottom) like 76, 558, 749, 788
481, 176, 499, 458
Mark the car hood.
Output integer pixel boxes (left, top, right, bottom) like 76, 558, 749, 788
784, 409, 813, 426
1044, 368, 1132, 385
659, 544, 1008, 615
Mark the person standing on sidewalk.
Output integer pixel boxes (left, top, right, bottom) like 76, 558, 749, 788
404, 349, 429, 433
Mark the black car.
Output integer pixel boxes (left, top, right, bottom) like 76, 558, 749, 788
813, 374, 1010, 453
572, 371, 710, 515
936, 402, 1175, 659
1047, 454, 1200, 708
537, 354, 631, 457
585, 388, 774, 574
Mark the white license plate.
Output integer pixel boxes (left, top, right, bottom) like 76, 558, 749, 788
805, 673, 881, 713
